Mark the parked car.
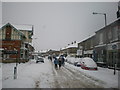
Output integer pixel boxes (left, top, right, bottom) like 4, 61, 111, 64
76, 62, 82, 67
74, 58, 82, 67
80, 57, 97, 70
74, 61, 78, 66
36, 56, 44, 63
66, 56, 75, 65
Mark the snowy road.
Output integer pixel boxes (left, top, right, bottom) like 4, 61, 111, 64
51, 62, 103, 88
2, 58, 118, 88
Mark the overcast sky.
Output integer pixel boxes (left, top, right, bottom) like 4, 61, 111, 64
2, 2, 118, 51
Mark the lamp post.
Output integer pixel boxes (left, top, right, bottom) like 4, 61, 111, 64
93, 12, 107, 27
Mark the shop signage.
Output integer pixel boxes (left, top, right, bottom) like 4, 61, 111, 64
112, 44, 117, 49
3, 50, 18, 54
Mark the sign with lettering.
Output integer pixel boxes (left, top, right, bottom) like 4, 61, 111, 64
3, 50, 18, 54
112, 44, 117, 49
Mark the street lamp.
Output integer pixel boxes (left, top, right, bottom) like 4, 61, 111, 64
93, 12, 107, 27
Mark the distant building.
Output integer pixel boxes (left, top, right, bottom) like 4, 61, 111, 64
78, 35, 95, 58
65, 42, 78, 57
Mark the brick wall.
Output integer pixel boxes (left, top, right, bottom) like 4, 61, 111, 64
1, 40, 21, 58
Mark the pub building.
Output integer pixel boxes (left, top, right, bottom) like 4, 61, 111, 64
0, 23, 34, 62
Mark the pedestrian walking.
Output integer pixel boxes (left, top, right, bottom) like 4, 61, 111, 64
61, 56, 65, 66
50, 56, 52, 61
58, 57, 62, 69
54, 57, 58, 69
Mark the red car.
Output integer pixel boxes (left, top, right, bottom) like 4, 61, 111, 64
80, 57, 98, 70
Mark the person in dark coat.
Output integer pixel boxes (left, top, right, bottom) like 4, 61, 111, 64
61, 56, 65, 66
58, 57, 62, 69
54, 57, 58, 69
50, 56, 52, 61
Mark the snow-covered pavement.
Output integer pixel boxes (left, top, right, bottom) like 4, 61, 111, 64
1, 58, 119, 88
2, 58, 55, 88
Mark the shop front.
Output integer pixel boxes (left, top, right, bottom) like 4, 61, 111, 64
94, 45, 107, 67
107, 42, 120, 69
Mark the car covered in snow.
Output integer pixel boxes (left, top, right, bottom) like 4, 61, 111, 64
74, 58, 82, 67
36, 56, 44, 63
80, 57, 97, 70
66, 56, 75, 65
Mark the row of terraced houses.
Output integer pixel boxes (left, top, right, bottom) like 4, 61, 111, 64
78, 19, 120, 69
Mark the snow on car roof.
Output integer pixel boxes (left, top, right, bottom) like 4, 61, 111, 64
82, 57, 97, 67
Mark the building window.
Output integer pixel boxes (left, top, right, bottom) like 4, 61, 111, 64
112, 26, 118, 41
0, 30, 2, 40
0, 29, 6, 40
99, 33, 103, 44
11, 29, 21, 40
90, 40, 93, 48
108, 30, 112, 40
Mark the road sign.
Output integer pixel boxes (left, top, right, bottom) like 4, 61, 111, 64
112, 44, 117, 49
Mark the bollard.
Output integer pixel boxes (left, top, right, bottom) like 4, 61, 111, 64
114, 64, 117, 75
14, 67, 17, 79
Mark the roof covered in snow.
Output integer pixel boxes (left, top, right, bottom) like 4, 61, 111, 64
1, 23, 33, 31
40, 50, 48, 53
13, 24, 33, 31
64, 42, 78, 49
79, 33, 95, 44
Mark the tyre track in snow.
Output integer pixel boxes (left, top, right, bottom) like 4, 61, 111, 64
52, 63, 103, 88
63, 66, 104, 88
52, 62, 61, 88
